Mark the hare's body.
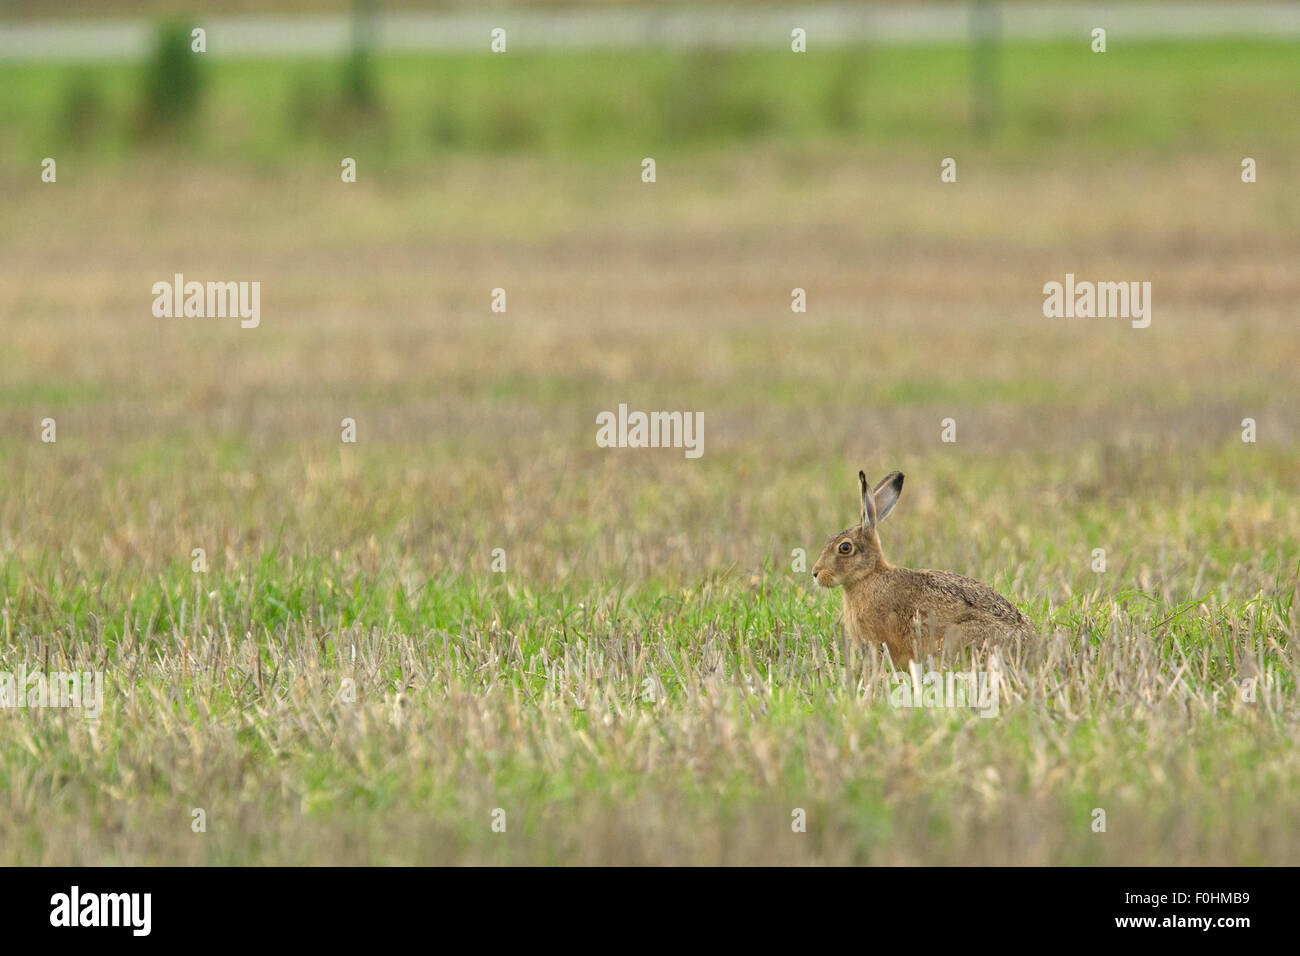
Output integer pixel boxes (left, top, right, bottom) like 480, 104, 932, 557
813, 470, 1034, 663
841, 565, 1033, 663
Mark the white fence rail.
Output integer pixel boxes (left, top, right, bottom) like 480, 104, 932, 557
2, 3, 1299, 62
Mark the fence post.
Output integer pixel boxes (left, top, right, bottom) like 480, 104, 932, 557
970, 0, 1002, 137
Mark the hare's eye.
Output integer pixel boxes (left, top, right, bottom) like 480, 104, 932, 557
838, 541, 853, 554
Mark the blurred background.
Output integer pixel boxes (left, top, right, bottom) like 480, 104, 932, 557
2, 1, 1297, 588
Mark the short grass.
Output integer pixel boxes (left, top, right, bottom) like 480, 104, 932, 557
1, 40, 1298, 864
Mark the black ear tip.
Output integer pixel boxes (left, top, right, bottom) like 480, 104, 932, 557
858, 469, 867, 482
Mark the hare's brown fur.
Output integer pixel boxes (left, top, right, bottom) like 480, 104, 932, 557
812, 470, 1034, 663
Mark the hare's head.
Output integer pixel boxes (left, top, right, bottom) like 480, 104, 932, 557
812, 470, 904, 589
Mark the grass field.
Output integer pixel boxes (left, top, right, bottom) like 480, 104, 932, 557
1, 37, 1298, 864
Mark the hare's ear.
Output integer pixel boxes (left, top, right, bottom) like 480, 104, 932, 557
859, 470, 878, 528
872, 471, 905, 522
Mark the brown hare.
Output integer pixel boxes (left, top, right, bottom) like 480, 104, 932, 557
812, 470, 1034, 664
